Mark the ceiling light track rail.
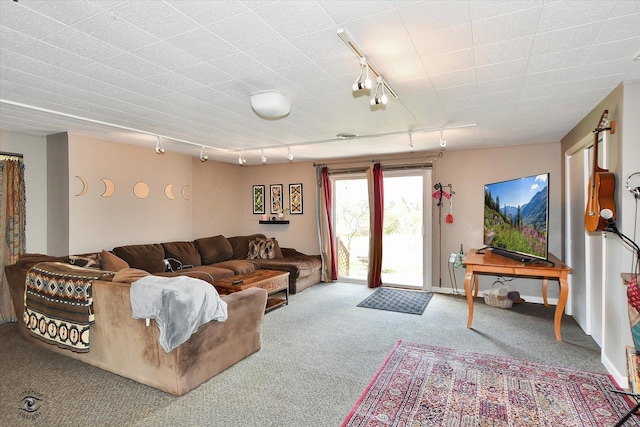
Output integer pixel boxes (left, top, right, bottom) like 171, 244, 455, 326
0, 99, 225, 154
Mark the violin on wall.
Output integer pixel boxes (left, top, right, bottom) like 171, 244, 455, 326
585, 109, 616, 232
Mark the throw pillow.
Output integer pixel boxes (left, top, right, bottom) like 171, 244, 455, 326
113, 268, 150, 284
247, 238, 275, 260
270, 237, 284, 259
100, 250, 129, 272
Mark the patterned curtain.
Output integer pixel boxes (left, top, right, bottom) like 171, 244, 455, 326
316, 166, 337, 281
367, 163, 384, 288
0, 155, 26, 324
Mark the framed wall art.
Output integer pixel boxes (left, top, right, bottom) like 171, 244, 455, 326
252, 185, 265, 214
270, 184, 283, 214
289, 183, 303, 214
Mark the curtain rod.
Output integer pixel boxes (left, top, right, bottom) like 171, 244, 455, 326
327, 162, 433, 175
0, 151, 23, 158
313, 151, 441, 167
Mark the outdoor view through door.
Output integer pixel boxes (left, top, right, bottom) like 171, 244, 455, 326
334, 173, 424, 288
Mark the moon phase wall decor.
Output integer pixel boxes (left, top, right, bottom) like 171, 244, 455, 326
73, 177, 188, 201
101, 178, 115, 197
133, 181, 150, 199
75, 176, 88, 196
164, 184, 175, 200
181, 185, 190, 200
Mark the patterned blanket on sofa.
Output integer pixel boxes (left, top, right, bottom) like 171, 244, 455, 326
24, 262, 107, 352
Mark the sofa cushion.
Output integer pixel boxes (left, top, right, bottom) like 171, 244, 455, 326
113, 244, 165, 273
212, 260, 258, 275
162, 241, 202, 267
227, 234, 266, 259
194, 235, 233, 264
112, 268, 150, 283
155, 266, 235, 284
252, 255, 322, 280
100, 250, 129, 272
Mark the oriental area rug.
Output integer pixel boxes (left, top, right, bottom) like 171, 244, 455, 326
342, 341, 640, 427
357, 287, 433, 315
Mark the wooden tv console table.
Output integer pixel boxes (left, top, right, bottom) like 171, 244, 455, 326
463, 250, 572, 341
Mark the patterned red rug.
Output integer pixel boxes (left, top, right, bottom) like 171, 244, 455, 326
343, 341, 640, 427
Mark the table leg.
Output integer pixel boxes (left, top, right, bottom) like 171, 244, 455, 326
542, 278, 549, 306
473, 275, 479, 298
555, 275, 569, 341
465, 269, 474, 329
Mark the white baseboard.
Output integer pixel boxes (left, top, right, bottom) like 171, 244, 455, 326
603, 352, 629, 390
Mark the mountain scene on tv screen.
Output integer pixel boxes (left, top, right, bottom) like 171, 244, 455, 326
483, 175, 548, 258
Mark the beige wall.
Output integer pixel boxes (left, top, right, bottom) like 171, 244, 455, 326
0, 131, 48, 253
432, 143, 562, 297
192, 158, 244, 239
241, 162, 319, 255
67, 134, 194, 254
47, 133, 70, 256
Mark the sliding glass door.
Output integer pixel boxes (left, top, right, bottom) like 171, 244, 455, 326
381, 172, 424, 288
333, 170, 429, 289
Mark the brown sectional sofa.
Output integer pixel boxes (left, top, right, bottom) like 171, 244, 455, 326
4, 234, 321, 395
112, 233, 322, 294
5, 254, 267, 396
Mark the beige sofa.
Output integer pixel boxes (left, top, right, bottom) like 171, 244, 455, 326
5, 254, 268, 396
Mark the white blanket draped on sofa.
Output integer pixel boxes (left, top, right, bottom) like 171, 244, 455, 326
130, 275, 228, 352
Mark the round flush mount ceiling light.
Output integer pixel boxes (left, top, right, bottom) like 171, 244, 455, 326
250, 91, 291, 119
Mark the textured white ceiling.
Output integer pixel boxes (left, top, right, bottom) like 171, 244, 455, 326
0, 0, 638, 164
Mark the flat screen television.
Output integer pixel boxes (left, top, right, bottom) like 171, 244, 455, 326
483, 173, 550, 263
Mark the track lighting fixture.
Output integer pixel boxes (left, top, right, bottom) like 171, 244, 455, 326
199, 146, 208, 162
287, 147, 294, 161
352, 57, 372, 92
338, 29, 398, 101
408, 131, 415, 150
155, 136, 165, 154
238, 151, 247, 165
261, 149, 267, 164
439, 129, 447, 148
370, 76, 388, 106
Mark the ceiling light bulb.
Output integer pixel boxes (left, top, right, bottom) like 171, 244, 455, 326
155, 136, 165, 154
199, 146, 208, 162
352, 57, 372, 92
287, 147, 294, 161
370, 77, 387, 105
238, 152, 244, 165
439, 129, 447, 148
261, 150, 267, 164
408, 131, 415, 150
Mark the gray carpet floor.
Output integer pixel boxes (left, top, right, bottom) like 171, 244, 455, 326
0, 282, 605, 426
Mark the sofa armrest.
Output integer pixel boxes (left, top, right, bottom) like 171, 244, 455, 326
281, 247, 305, 257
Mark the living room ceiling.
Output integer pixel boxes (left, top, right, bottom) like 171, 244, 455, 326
0, 1, 638, 164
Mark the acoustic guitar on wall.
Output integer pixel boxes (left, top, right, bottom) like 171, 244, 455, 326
585, 109, 616, 232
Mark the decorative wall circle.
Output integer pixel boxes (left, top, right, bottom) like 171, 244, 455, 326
101, 178, 115, 198
164, 184, 175, 200
75, 176, 88, 196
181, 185, 190, 200
133, 181, 150, 199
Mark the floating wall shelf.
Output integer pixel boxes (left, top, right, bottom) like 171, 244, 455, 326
259, 220, 289, 224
